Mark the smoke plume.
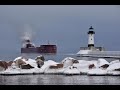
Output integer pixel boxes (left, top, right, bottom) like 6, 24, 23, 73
21, 24, 34, 41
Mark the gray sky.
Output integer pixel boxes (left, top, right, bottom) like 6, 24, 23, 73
0, 5, 120, 53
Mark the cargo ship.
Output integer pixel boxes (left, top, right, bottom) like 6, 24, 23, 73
21, 39, 57, 54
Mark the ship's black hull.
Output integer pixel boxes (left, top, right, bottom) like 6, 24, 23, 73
21, 45, 57, 54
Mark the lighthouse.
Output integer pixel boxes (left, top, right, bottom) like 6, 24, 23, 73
77, 26, 105, 55
87, 26, 95, 49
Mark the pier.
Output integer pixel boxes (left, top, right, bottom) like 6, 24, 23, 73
77, 51, 120, 59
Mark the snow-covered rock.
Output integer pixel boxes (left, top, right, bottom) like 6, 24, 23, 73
32, 68, 44, 74
73, 60, 98, 74
107, 70, 120, 75
63, 66, 80, 75
41, 60, 59, 72
44, 67, 64, 74
109, 60, 120, 65
24, 58, 37, 68
87, 68, 107, 75
107, 62, 120, 71
61, 57, 75, 68
97, 58, 109, 68
0, 67, 44, 75
44, 63, 64, 74
11, 62, 18, 69
1, 56, 120, 76
19, 68, 43, 74
14, 56, 23, 61
73, 61, 89, 74
106, 61, 120, 75
0, 66, 5, 71
0, 61, 8, 71
1, 68, 21, 75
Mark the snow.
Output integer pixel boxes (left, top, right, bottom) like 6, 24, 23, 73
11, 62, 18, 69
97, 58, 109, 67
61, 57, 75, 68
73, 60, 98, 74
61, 57, 75, 63
41, 60, 59, 71
1, 68, 21, 74
77, 50, 91, 55
107, 70, 120, 75
43, 60, 63, 74
14, 56, 23, 61
24, 58, 37, 68
109, 60, 120, 65
73, 60, 90, 74
1, 56, 120, 76
19, 68, 43, 74
14, 56, 28, 63
63, 66, 80, 75
87, 68, 107, 75
0, 58, 59, 75
107, 62, 120, 71
0, 67, 44, 75
44, 67, 64, 74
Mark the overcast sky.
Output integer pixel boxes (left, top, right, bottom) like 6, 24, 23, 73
0, 5, 120, 54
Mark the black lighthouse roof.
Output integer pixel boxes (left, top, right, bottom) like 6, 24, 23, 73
88, 26, 95, 34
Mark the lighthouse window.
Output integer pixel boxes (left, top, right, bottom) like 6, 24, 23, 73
91, 39, 92, 40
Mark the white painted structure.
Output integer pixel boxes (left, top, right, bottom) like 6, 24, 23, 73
77, 26, 120, 59
88, 26, 95, 48
77, 26, 105, 56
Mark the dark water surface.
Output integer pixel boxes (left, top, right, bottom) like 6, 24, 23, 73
0, 75, 120, 85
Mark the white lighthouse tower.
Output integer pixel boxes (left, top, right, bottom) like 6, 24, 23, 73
88, 26, 95, 49
77, 26, 105, 56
